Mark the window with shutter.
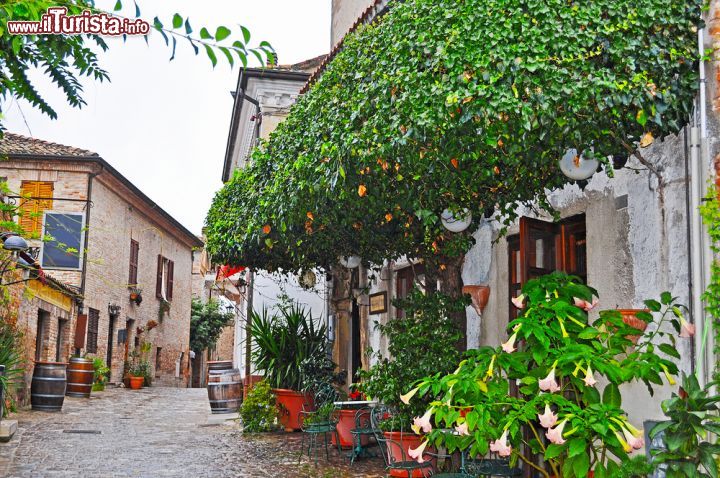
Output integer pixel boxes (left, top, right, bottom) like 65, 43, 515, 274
167, 260, 174, 301
507, 214, 587, 319
129, 240, 139, 286
156, 255, 163, 298
19, 181, 54, 236
86, 308, 100, 354
395, 263, 425, 318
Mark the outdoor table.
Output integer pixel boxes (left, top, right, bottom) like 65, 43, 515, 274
332, 400, 378, 408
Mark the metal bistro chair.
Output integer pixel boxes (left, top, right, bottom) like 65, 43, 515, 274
461, 452, 523, 478
349, 406, 379, 464
298, 385, 342, 464
371, 405, 434, 478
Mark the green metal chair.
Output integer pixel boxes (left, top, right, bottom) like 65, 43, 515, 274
349, 406, 379, 464
298, 384, 341, 464
461, 453, 522, 477
371, 405, 435, 478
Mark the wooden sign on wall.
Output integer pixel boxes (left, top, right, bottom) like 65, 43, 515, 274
369, 292, 387, 315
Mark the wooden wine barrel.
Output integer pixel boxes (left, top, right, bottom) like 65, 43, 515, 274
207, 368, 242, 414
207, 360, 233, 375
66, 357, 94, 398
31, 361, 67, 412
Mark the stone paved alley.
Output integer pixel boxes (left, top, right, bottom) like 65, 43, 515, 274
0, 387, 384, 478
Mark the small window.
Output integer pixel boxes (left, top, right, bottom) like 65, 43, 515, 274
129, 240, 139, 286
19, 181, 53, 236
86, 308, 100, 354
156, 255, 174, 301
41, 212, 85, 270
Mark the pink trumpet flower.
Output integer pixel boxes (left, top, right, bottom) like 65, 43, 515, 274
539, 368, 561, 393
408, 440, 429, 463
679, 318, 696, 338
489, 430, 512, 457
614, 429, 632, 453
622, 426, 644, 450
400, 387, 419, 405
583, 364, 598, 387
455, 422, 470, 436
511, 294, 525, 309
411, 409, 433, 435
538, 405, 558, 429
573, 297, 599, 312
546, 420, 567, 445
501, 332, 518, 353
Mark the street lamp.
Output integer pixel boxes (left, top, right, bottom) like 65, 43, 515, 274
0, 233, 28, 252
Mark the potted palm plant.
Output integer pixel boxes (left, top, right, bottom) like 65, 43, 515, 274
250, 304, 328, 432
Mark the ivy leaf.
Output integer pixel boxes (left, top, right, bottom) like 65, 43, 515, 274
636, 109, 648, 126
216, 26, 231, 42
172, 14, 183, 29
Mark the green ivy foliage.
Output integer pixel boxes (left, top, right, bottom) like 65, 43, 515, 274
699, 186, 720, 380
206, 0, 701, 274
239, 379, 278, 433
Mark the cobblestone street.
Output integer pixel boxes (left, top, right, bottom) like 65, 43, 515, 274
0, 387, 385, 478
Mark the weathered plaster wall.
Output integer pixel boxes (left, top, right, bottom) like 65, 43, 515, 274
331, 0, 376, 47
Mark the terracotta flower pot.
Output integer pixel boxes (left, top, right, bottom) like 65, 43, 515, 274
462, 285, 491, 315
332, 409, 370, 449
129, 376, 144, 390
273, 388, 312, 432
617, 309, 649, 344
384, 431, 433, 477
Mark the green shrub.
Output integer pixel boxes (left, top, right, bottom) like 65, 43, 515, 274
90, 356, 110, 389
240, 379, 278, 433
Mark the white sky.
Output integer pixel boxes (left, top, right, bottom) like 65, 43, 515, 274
3, 0, 330, 234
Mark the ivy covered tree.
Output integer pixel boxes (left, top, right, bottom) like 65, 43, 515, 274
206, 0, 702, 344
190, 298, 233, 353
0, 1, 271, 128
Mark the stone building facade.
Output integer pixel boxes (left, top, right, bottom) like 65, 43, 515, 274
0, 134, 202, 388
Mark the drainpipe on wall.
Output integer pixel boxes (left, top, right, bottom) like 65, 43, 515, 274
74, 165, 102, 355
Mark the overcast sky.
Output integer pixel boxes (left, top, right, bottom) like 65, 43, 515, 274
3, 0, 330, 235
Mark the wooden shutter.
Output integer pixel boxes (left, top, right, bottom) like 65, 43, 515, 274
19, 181, 54, 236
519, 216, 560, 284
129, 240, 139, 286
86, 309, 99, 354
156, 255, 163, 298
74, 314, 88, 349
167, 260, 174, 301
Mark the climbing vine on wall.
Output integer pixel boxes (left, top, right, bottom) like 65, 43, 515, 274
206, 0, 703, 276
699, 185, 720, 379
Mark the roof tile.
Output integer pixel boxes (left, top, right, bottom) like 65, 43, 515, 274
0, 133, 98, 157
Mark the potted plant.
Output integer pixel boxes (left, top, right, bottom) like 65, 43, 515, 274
250, 304, 328, 432
129, 287, 142, 305
90, 357, 110, 392
403, 272, 690, 478
649, 373, 720, 477
299, 353, 347, 446
126, 341, 153, 389
357, 289, 465, 477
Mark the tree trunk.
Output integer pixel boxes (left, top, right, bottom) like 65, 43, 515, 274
426, 253, 467, 350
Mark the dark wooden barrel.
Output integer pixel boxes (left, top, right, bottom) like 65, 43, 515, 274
66, 357, 94, 398
31, 361, 67, 411
207, 368, 242, 414
207, 360, 233, 375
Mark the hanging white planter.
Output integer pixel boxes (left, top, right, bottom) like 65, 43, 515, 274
441, 208, 472, 233
559, 148, 598, 181
339, 255, 361, 269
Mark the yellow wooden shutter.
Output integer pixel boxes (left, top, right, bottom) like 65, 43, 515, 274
19, 181, 53, 236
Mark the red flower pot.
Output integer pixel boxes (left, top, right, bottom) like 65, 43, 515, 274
129, 376, 144, 390
384, 431, 433, 477
273, 388, 312, 432
332, 409, 371, 449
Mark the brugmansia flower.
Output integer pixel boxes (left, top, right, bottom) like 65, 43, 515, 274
400, 387, 420, 405
486, 354, 497, 379
408, 440, 428, 463
613, 429, 632, 453
660, 364, 677, 386
489, 430, 512, 457
455, 422, 470, 436
538, 404, 558, 429
411, 409, 433, 435
511, 294, 525, 309
546, 420, 567, 445
573, 297, 599, 311
622, 425, 644, 450
539, 367, 561, 393
583, 364, 597, 387
679, 317, 696, 338
501, 331, 519, 353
